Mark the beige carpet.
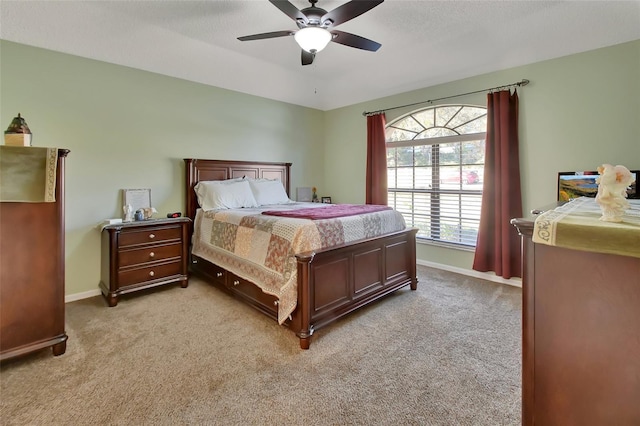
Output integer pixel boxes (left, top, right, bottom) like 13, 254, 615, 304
1, 265, 521, 425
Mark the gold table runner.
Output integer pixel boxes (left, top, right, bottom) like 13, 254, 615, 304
533, 197, 640, 258
0, 146, 58, 202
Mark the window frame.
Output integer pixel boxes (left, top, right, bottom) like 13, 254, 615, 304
386, 105, 487, 249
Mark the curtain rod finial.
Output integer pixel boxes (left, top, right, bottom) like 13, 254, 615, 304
520, 79, 530, 86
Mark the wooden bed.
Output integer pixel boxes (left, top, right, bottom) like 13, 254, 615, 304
184, 158, 418, 349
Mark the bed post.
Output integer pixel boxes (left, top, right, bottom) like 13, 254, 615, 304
409, 228, 418, 290
295, 252, 315, 350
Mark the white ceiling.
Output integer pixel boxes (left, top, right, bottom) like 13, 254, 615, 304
1, 0, 639, 111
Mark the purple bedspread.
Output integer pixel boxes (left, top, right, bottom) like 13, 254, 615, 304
262, 204, 392, 220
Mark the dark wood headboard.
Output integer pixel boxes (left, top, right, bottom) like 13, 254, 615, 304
183, 159, 292, 221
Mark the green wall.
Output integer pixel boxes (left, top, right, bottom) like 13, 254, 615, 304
2, 39, 639, 296
324, 39, 640, 272
1, 40, 324, 297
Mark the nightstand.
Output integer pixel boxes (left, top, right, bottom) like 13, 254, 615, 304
99, 217, 191, 306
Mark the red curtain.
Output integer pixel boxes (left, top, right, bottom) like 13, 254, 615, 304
473, 90, 523, 279
366, 113, 388, 205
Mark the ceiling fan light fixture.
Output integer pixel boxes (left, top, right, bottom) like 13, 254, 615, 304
294, 27, 332, 53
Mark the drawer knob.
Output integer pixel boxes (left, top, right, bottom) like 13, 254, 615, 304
273, 300, 279, 306
233, 280, 240, 286
216, 272, 223, 278
149, 252, 155, 258
149, 233, 155, 239
149, 271, 155, 277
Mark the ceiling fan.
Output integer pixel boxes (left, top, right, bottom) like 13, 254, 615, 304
238, 0, 384, 66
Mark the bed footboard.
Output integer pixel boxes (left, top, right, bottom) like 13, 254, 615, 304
190, 227, 417, 349
292, 227, 418, 349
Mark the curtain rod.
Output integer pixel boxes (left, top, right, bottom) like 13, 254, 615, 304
362, 79, 530, 117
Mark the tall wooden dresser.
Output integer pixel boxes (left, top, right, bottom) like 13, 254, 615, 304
0, 148, 69, 361
512, 214, 640, 425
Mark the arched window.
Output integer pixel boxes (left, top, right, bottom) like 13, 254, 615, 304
386, 105, 486, 248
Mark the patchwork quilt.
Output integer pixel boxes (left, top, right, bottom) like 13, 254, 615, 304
191, 203, 407, 323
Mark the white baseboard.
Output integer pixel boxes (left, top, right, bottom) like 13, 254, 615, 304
65, 289, 101, 303
65, 261, 521, 303
417, 259, 522, 288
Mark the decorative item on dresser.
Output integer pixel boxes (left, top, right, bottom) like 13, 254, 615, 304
3, 112, 33, 146
99, 217, 191, 307
0, 147, 69, 362
184, 158, 418, 349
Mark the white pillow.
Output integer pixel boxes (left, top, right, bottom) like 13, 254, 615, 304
194, 179, 258, 210
248, 179, 292, 205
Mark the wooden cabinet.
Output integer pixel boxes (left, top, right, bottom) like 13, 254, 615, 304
512, 217, 640, 425
1, 149, 69, 362
99, 217, 191, 306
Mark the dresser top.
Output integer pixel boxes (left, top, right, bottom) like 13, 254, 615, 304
102, 217, 191, 231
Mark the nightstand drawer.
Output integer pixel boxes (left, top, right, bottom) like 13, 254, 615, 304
119, 243, 182, 268
119, 226, 182, 247
118, 261, 182, 287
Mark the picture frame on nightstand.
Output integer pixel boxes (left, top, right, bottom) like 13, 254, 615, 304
296, 187, 313, 202
122, 188, 151, 212
321, 197, 332, 203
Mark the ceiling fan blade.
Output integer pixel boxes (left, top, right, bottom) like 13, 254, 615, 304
330, 30, 381, 52
238, 30, 293, 41
321, 0, 384, 27
301, 50, 315, 66
269, 0, 308, 24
